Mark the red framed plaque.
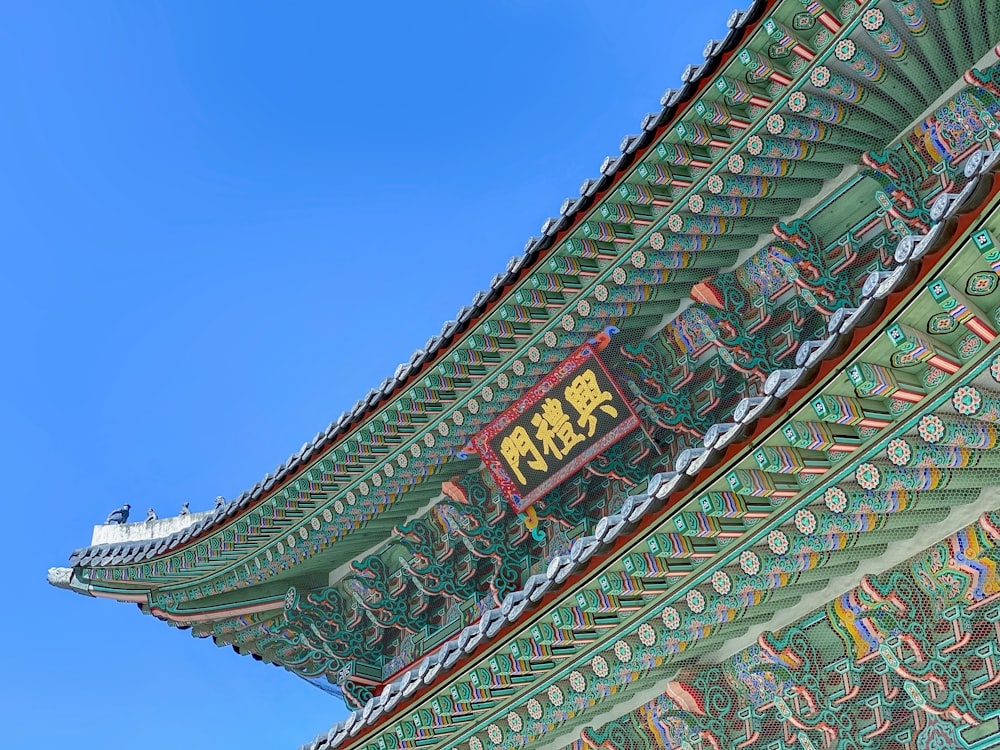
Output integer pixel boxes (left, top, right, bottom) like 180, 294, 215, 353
471, 344, 640, 513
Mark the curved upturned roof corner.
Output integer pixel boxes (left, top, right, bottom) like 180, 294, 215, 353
49, 3, 1000, 749
59, 0, 766, 574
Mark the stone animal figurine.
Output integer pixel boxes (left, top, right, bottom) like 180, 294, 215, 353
105, 504, 131, 525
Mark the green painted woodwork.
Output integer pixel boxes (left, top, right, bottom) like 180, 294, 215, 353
78, 4, 976, 612
332, 188, 1000, 747
571, 507, 1000, 749
56, 0, 1000, 735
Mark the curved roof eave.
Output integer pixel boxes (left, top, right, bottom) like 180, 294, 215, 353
63, 0, 767, 572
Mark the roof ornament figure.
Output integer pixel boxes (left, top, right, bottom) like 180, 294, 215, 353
179, 502, 190, 516
214, 495, 226, 510
145, 508, 157, 522
104, 503, 130, 525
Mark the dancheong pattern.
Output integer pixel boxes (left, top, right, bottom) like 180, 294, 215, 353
50, 2, 1000, 749
220, 47, 1000, 704
574, 510, 1000, 750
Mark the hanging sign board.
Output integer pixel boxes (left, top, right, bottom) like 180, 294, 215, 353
471, 343, 640, 513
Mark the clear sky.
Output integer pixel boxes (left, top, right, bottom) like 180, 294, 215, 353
1, 2, 742, 748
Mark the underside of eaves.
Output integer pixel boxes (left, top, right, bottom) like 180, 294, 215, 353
50, 1, 1000, 749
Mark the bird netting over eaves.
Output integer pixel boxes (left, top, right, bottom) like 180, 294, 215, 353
264, 29, 1000, 706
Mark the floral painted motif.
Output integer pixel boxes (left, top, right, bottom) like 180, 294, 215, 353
686, 589, 707, 614
486, 724, 503, 744
918, 414, 946, 443
922, 366, 947, 389
661, 606, 681, 631
927, 312, 957, 335
856, 463, 881, 490
767, 529, 790, 556
838, 37, 885, 80
886, 438, 912, 467
957, 334, 983, 361
711, 570, 732, 595
547, 684, 564, 707
792, 12, 814, 30
966, 271, 998, 297
568, 670, 587, 693
810, 66, 831, 87
740, 549, 761, 575
638, 622, 657, 647
888, 398, 910, 417
952, 386, 982, 416
794, 508, 818, 535
824, 486, 848, 513
506, 712, 523, 733
614, 639, 633, 663
526, 698, 542, 720
838, 0, 859, 20
591, 654, 610, 678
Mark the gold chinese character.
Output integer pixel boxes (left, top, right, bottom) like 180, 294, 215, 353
531, 397, 584, 460
564, 368, 618, 437
500, 426, 547, 485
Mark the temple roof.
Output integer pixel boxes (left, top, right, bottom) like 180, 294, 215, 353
51, 1, 1000, 748
68, 3, 767, 571
58, 0, 1000, 612
61, 1, 767, 572
299, 158, 1000, 749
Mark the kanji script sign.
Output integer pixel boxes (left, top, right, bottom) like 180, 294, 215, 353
471, 344, 640, 513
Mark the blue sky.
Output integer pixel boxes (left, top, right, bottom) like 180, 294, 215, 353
1, 2, 741, 747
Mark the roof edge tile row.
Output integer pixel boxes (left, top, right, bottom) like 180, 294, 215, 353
64, 1, 767, 570
300, 152, 1000, 750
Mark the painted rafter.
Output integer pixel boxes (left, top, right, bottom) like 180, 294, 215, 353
56, 11, 1000, 712
565, 506, 1000, 750
46, 4, 1000, 749
312, 177, 1000, 748
68, 0, 998, 604
392, 343, 1000, 750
